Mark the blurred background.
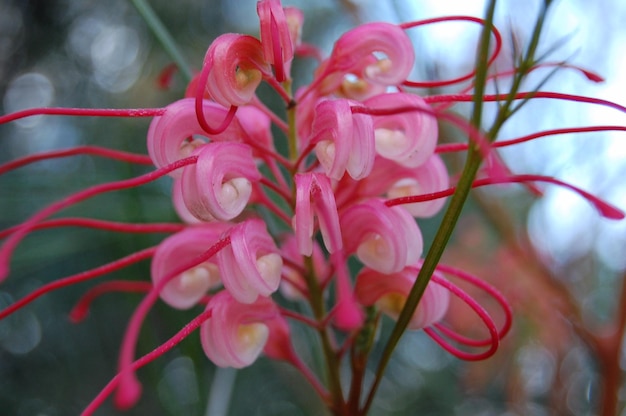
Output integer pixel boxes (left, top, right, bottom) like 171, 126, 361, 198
0, 0, 625, 415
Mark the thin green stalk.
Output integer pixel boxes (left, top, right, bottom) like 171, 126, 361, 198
360, 0, 498, 413
303, 256, 345, 414
130, 0, 193, 83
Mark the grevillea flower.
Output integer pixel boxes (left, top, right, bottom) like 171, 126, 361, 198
340, 199, 423, 274
294, 172, 342, 255
202, 33, 272, 108
146, 98, 243, 175
364, 92, 438, 168
336, 155, 450, 218
313, 22, 415, 96
200, 291, 280, 368
355, 264, 512, 360
151, 223, 231, 309
180, 142, 261, 221
2, 1, 625, 415
308, 98, 375, 180
257, 0, 295, 82
217, 219, 283, 304
355, 266, 449, 330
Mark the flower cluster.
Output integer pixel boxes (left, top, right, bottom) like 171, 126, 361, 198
0, 0, 624, 415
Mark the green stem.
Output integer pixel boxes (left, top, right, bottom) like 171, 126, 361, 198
302, 257, 345, 414
285, 81, 298, 162
130, 0, 193, 83
360, 0, 498, 414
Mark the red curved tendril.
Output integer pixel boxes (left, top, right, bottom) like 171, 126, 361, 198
69, 280, 153, 323
399, 16, 502, 88
434, 263, 513, 345
425, 91, 626, 115
0, 156, 199, 282
385, 174, 625, 220
0, 107, 165, 125
0, 247, 156, 320
437, 125, 626, 154
0, 218, 184, 240
431, 62, 605, 113
425, 275, 498, 360
0, 146, 153, 176
194, 59, 238, 135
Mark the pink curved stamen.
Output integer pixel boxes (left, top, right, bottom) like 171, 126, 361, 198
69, 280, 153, 323
437, 125, 626, 153
0, 107, 165, 125
0, 156, 198, 281
0, 146, 153, 175
425, 275, 499, 361
399, 16, 502, 88
81, 307, 213, 416
0, 247, 156, 320
0, 218, 184, 239
114, 236, 231, 410
385, 174, 625, 220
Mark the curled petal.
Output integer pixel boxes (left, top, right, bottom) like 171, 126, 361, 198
151, 224, 231, 309
349, 155, 449, 217
181, 142, 261, 221
218, 219, 283, 303
341, 199, 422, 274
257, 0, 295, 82
146, 98, 244, 177
294, 173, 342, 255
323, 22, 414, 89
201, 291, 278, 368
172, 179, 203, 224
364, 92, 438, 168
336, 55, 388, 101
355, 267, 449, 329
203, 34, 271, 107
309, 99, 375, 180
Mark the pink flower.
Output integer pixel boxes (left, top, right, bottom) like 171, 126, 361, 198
355, 266, 449, 329
180, 142, 261, 221
217, 219, 283, 303
308, 99, 375, 180
201, 33, 272, 107
146, 98, 243, 176
364, 92, 438, 168
314, 22, 415, 95
293, 173, 342, 255
151, 224, 231, 309
257, 0, 295, 82
340, 199, 423, 274
200, 291, 280, 368
336, 155, 450, 218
